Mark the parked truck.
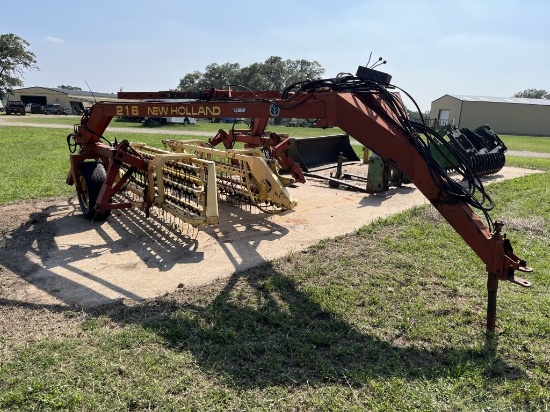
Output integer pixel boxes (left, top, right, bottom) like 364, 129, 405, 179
5, 100, 26, 115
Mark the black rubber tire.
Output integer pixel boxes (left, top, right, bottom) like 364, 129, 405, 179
77, 162, 111, 221
183, 117, 190, 125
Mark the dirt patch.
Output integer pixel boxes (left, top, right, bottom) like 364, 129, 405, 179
0, 198, 85, 347
0, 199, 60, 300
0, 166, 540, 311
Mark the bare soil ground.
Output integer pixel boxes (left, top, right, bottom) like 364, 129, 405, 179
0, 165, 538, 313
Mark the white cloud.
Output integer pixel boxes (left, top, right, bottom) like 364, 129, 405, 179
43, 36, 64, 44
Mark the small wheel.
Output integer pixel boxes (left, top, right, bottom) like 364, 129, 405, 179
183, 117, 190, 125
77, 162, 111, 221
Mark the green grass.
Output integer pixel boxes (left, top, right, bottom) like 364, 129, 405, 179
0, 127, 205, 205
1, 175, 549, 410
500, 135, 550, 153
121, 120, 343, 137
505, 155, 550, 171
179, 120, 344, 137
0, 126, 549, 410
0, 114, 144, 128
0, 127, 74, 203
0, 124, 342, 205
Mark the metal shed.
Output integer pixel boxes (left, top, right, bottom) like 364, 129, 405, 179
8, 87, 119, 114
430, 94, 550, 136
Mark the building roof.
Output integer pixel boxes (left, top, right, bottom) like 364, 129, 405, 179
12, 86, 117, 99
50, 87, 117, 99
443, 94, 550, 106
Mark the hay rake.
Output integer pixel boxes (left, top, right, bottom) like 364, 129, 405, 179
124, 143, 219, 227
67, 136, 297, 230
162, 139, 296, 214
66, 65, 532, 332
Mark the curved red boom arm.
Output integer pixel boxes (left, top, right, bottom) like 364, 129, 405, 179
69, 87, 532, 331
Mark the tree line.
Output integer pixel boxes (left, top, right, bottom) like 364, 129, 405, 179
177, 56, 324, 91
513, 88, 549, 99
0, 33, 38, 99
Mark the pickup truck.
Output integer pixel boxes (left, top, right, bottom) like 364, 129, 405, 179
5, 101, 26, 115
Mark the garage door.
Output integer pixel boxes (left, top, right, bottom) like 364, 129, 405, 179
21, 95, 47, 105
438, 109, 450, 126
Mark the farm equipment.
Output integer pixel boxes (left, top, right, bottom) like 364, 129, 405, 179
298, 149, 409, 194
162, 139, 297, 213
288, 134, 360, 172
431, 124, 507, 176
66, 65, 532, 332
365, 153, 409, 193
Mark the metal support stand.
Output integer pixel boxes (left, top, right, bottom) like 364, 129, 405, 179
329, 153, 345, 188
486, 273, 499, 334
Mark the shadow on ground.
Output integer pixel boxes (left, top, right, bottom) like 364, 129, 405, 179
0, 197, 288, 306
96, 264, 525, 389
0, 192, 526, 389
0, 200, 201, 305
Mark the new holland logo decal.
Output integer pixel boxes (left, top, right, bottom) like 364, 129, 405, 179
269, 104, 281, 117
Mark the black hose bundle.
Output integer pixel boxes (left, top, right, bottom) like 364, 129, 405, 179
283, 73, 495, 231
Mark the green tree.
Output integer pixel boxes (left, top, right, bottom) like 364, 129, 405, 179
58, 85, 82, 91
0, 33, 38, 99
202, 62, 241, 88
406, 108, 431, 122
286, 58, 325, 84
513, 89, 549, 99
177, 56, 324, 92
177, 70, 203, 90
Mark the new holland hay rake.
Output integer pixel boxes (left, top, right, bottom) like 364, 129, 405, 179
121, 143, 219, 226
66, 65, 533, 332
162, 139, 296, 213
69, 139, 297, 228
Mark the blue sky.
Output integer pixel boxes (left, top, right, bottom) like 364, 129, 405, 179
3, 0, 549, 111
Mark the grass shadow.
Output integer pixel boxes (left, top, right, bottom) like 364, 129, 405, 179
101, 263, 526, 389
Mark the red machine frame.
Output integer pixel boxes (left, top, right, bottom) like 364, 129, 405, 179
67, 83, 532, 333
